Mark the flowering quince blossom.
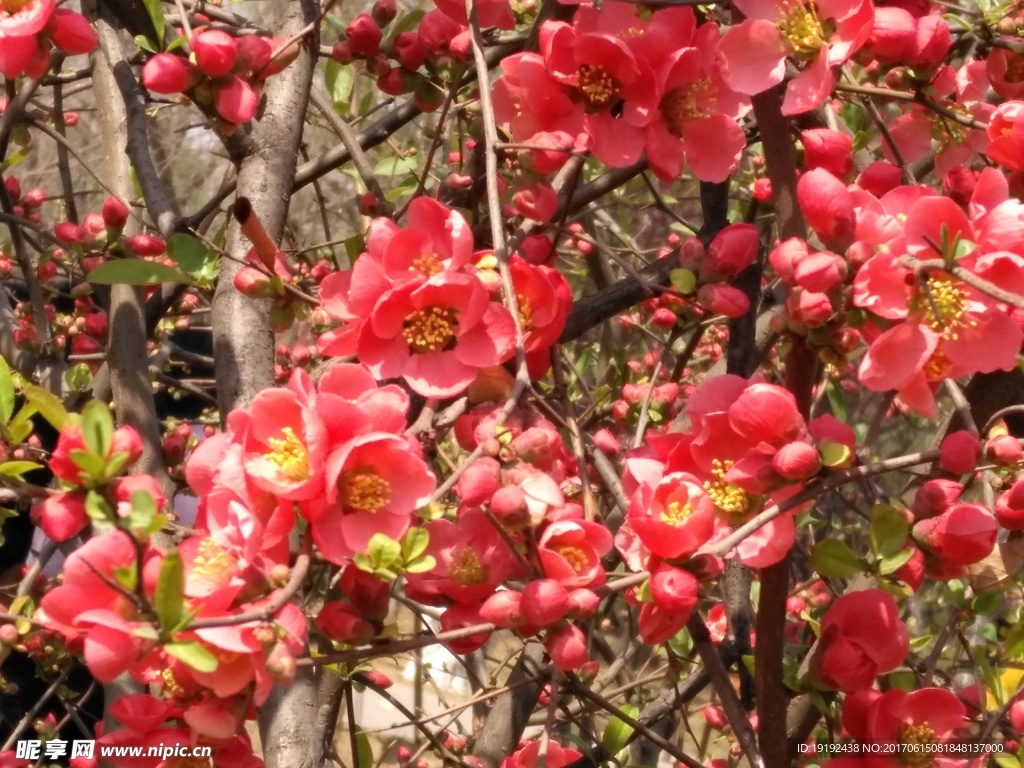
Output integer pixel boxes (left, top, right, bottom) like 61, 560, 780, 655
851, 187, 1024, 417
717, 0, 874, 114
0, 0, 97, 80
837, 688, 967, 768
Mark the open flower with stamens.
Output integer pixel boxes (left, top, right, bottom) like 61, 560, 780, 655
627, 471, 717, 559
242, 383, 328, 501
538, 15, 658, 166
841, 687, 966, 768
645, 24, 750, 183
405, 509, 515, 605
311, 433, 435, 563
717, 0, 873, 115
537, 514, 613, 588
357, 272, 516, 398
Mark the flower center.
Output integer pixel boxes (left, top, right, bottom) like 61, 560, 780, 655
266, 426, 311, 483
703, 460, 751, 520
1006, 55, 1024, 84
402, 306, 457, 353
775, 1, 825, 58
160, 668, 186, 699
507, 292, 533, 331
918, 275, 974, 341
192, 539, 234, 581
340, 469, 391, 512
412, 252, 444, 277
448, 547, 487, 585
556, 545, 589, 573
899, 722, 937, 767
661, 79, 716, 133
576, 63, 621, 112
660, 500, 693, 526
0, 0, 34, 14
928, 107, 969, 147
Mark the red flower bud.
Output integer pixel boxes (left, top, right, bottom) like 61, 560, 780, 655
346, 14, 382, 58
142, 53, 195, 94
648, 565, 698, 617
545, 622, 588, 671
520, 579, 570, 627
480, 590, 523, 628
939, 430, 981, 475
772, 441, 822, 480
101, 196, 130, 231
214, 77, 258, 124
46, 10, 98, 55
193, 29, 238, 78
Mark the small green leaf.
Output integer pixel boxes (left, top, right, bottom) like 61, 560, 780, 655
22, 383, 68, 430
127, 489, 159, 534
878, 547, 915, 576
81, 400, 114, 457
353, 728, 373, 768
601, 704, 639, 755
668, 268, 696, 295
140, 0, 165, 47
70, 450, 106, 478
373, 154, 418, 177
973, 590, 1004, 616
994, 754, 1022, 768
401, 528, 430, 562
134, 34, 156, 53
85, 490, 114, 525
166, 233, 216, 277
404, 554, 436, 574
1005, 623, 1024, 657
325, 59, 355, 115
809, 539, 862, 578
820, 441, 852, 468
0, 461, 43, 476
132, 625, 161, 640
870, 504, 910, 558
87, 259, 192, 286
0, 354, 14, 424
367, 533, 402, 568
165, 34, 188, 53
155, 549, 185, 632
164, 641, 219, 672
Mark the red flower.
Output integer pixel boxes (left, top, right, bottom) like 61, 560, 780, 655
538, 516, 613, 588
502, 741, 582, 768
913, 502, 997, 568
842, 688, 966, 768
812, 589, 909, 692
627, 471, 716, 559
358, 272, 516, 398
312, 433, 435, 562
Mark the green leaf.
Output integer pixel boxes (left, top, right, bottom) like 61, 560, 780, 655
132, 624, 161, 640
127, 489, 159, 534
70, 450, 105, 478
973, 590, 1004, 616
22, 383, 68, 430
85, 490, 114, 525
134, 34, 156, 53
165, 34, 188, 53
0, 461, 43, 476
353, 728, 373, 768
1005, 622, 1024, 657
886, 669, 916, 691
668, 268, 696, 295
0, 355, 14, 424
601, 704, 639, 755
155, 549, 185, 632
878, 547, 915, 576
140, 0, 165, 47
401, 528, 430, 563
809, 539, 862, 578
373, 154, 418, 177
404, 554, 436, 574
325, 59, 355, 115
870, 504, 909, 558
164, 641, 218, 672
166, 233, 216, 276
88, 259, 192, 286
367, 533, 402, 568
994, 755, 1021, 768
81, 400, 114, 457
820, 441, 852, 469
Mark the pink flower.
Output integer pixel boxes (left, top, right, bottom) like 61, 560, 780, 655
538, 516, 613, 588
987, 101, 1024, 172
841, 688, 966, 768
644, 24, 750, 183
502, 741, 582, 768
538, 12, 658, 166
717, 0, 873, 114
404, 509, 514, 605
357, 272, 516, 398
311, 433, 435, 561
627, 471, 716, 559
0, 0, 54, 36
0, 33, 46, 79
987, 49, 1024, 100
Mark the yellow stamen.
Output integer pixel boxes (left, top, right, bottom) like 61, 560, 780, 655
661, 78, 716, 133
412, 252, 444, 277
340, 469, 391, 512
402, 306, 457, 353
917, 275, 975, 341
266, 426, 311, 483
556, 545, 589, 573
775, 1, 825, 58
576, 63, 620, 111
899, 722, 936, 767
703, 459, 751, 519
0, 0, 34, 14
192, 539, 234, 581
448, 547, 487, 585
660, 500, 693, 526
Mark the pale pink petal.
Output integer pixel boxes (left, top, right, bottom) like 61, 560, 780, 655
717, 20, 787, 96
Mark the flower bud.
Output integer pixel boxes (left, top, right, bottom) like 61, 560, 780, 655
233, 266, 279, 299
698, 283, 750, 318
480, 590, 523, 628
124, 233, 166, 256
520, 579, 570, 627
772, 441, 822, 479
193, 29, 239, 78
346, 14, 382, 57
372, 0, 397, 26
454, 458, 501, 506
912, 479, 962, 519
648, 565, 698, 617
102, 196, 130, 231
939, 430, 981, 475
142, 53, 195, 94
46, 9, 98, 55
545, 622, 588, 671
214, 77, 258, 124
985, 434, 1022, 466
